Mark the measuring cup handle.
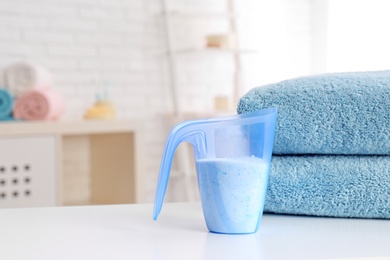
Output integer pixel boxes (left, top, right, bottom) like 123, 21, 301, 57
153, 122, 206, 220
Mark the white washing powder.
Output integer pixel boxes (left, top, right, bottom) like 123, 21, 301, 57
195, 156, 269, 234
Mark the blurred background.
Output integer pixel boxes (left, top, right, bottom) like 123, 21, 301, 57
0, 0, 389, 206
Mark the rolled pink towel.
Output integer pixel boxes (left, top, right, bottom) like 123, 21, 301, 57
14, 88, 64, 121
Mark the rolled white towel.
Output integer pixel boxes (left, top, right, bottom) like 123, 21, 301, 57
1, 61, 53, 96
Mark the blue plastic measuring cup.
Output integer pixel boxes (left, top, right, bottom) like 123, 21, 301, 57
153, 108, 277, 234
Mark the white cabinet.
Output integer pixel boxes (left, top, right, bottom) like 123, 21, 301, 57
0, 120, 145, 208
0, 136, 58, 208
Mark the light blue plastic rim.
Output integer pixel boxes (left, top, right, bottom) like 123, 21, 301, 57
181, 107, 277, 128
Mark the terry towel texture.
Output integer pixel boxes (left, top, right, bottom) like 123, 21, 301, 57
266, 155, 390, 219
0, 88, 13, 120
0, 61, 65, 121
0, 61, 53, 96
14, 88, 64, 121
237, 70, 390, 155
237, 70, 390, 219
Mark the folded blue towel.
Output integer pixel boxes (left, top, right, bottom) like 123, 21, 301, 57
237, 70, 390, 155
0, 88, 13, 120
265, 155, 390, 219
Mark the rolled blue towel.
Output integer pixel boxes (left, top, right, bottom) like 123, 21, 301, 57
266, 155, 390, 219
0, 88, 13, 121
237, 70, 390, 155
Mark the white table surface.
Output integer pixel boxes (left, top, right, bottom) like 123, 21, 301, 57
0, 202, 389, 260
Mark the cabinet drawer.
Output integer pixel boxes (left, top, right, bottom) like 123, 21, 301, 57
0, 136, 57, 208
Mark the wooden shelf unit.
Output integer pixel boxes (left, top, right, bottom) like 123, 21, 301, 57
0, 120, 145, 207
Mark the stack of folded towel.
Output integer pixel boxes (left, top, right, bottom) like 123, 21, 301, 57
237, 70, 390, 219
0, 61, 64, 121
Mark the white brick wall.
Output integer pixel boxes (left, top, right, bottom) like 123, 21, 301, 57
0, 0, 314, 203
0, 0, 170, 204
